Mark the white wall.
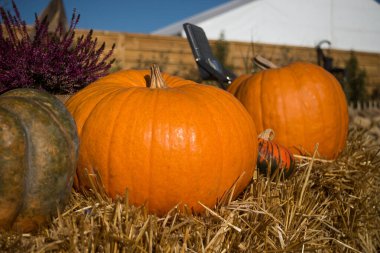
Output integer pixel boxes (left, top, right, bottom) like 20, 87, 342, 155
186, 0, 380, 53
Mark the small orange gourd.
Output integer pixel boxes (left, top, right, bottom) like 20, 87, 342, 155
228, 59, 349, 159
66, 65, 258, 215
257, 129, 295, 178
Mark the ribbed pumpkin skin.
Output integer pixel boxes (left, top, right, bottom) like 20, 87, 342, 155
228, 62, 349, 159
0, 89, 79, 232
257, 138, 295, 178
66, 69, 258, 215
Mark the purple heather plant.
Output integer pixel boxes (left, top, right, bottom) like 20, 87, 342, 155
0, 1, 115, 94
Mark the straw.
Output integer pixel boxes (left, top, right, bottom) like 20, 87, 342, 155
0, 128, 379, 252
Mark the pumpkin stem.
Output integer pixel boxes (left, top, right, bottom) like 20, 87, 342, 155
258, 129, 275, 141
150, 64, 167, 89
253, 55, 278, 70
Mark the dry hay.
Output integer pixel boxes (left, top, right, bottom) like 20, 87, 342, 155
1, 128, 379, 253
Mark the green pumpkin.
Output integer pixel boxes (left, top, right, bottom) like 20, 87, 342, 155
0, 88, 79, 232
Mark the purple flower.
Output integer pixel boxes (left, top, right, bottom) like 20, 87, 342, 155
0, 1, 115, 94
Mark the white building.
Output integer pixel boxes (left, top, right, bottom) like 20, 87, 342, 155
153, 0, 380, 53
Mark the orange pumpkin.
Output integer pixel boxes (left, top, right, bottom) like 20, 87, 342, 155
228, 61, 348, 159
66, 65, 258, 215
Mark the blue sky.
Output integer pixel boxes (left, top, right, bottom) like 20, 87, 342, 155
6, 0, 229, 33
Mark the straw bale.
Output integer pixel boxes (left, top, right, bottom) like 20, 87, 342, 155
0, 128, 379, 252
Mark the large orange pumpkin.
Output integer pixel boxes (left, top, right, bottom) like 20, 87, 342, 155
228, 61, 348, 159
66, 65, 258, 215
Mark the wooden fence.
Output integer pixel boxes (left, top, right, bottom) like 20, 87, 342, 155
4, 25, 380, 95
349, 100, 380, 111
74, 29, 380, 95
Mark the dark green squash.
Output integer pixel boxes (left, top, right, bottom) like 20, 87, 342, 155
0, 88, 79, 232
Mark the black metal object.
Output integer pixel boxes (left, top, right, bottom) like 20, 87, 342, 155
316, 40, 346, 77
183, 24, 347, 88
183, 23, 236, 89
